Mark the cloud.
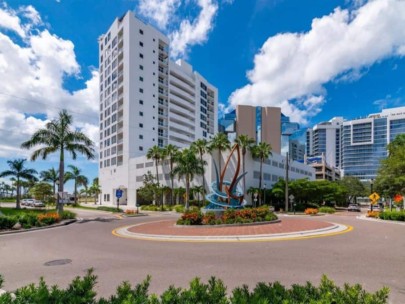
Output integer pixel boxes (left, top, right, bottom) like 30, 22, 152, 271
0, 3, 99, 158
138, 0, 181, 29
229, 0, 405, 124
138, 0, 218, 59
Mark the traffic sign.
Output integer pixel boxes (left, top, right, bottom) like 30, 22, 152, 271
369, 192, 380, 202
116, 189, 123, 198
289, 194, 295, 201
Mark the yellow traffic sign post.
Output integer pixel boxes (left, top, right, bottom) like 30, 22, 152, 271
369, 192, 380, 211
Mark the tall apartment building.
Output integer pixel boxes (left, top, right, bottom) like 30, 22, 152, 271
98, 12, 218, 204
281, 114, 305, 161
306, 117, 344, 168
341, 107, 405, 181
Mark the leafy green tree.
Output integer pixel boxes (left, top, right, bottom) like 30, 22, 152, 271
162, 144, 179, 206
338, 176, 366, 204
234, 135, 256, 196
29, 182, 53, 201
21, 110, 95, 213
0, 159, 37, 209
65, 165, 88, 205
375, 134, 405, 199
251, 142, 272, 204
40, 167, 59, 196
192, 185, 204, 207
208, 133, 230, 174
172, 149, 204, 210
146, 145, 163, 186
137, 171, 158, 204
191, 139, 209, 196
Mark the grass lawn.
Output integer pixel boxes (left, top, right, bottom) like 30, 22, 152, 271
70, 205, 123, 213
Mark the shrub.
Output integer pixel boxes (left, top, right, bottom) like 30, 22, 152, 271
0, 271, 390, 304
0, 216, 18, 230
177, 211, 202, 225
17, 214, 39, 228
367, 211, 380, 218
379, 210, 405, 221
97, 206, 123, 213
37, 212, 60, 225
305, 208, 319, 215
318, 206, 336, 214
173, 204, 184, 213
202, 212, 216, 225
60, 210, 76, 220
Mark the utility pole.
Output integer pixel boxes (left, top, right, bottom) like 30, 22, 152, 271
285, 152, 289, 212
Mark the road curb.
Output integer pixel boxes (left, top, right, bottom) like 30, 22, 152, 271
356, 215, 405, 225
0, 219, 77, 236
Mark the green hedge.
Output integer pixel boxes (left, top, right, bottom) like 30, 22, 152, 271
0, 270, 389, 304
177, 207, 278, 226
379, 210, 405, 221
318, 206, 336, 214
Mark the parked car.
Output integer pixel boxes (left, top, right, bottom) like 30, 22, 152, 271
348, 204, 361, 212
21, 199, 27, 206
32, 200, 45, 208
24, 199, 35, 207
368, 204, 382, 212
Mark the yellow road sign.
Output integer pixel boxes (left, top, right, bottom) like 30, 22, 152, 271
369, 192, 380, 202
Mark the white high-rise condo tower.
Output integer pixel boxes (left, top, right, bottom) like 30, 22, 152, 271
98, 12, 218, 205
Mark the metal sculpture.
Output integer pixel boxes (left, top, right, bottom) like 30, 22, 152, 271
205, 144, 247, 209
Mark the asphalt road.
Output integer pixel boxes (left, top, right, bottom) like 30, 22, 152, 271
0, 211, 404, 303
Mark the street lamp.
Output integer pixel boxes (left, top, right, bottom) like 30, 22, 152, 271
285, 152, 289, 213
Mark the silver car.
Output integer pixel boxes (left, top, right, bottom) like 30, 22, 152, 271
32, 200, 45, 207
348, 204, 361, 212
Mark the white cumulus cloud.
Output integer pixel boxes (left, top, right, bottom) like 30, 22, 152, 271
229, 0, 405, 124
0, 3, 99, 158
138, 0, 181, 30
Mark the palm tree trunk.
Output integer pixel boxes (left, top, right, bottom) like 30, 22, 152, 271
259, 158, 263, 205
242, 153, 246, 196
200, 152, 205, 196
58, 151, 65, 214
74, 180, 77, 206
185, 177, 190, 210
16, 178, 21, 209
170, 161, 174, 206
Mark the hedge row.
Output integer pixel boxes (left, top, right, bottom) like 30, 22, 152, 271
0, 270, 389, 304
379, 210, 405, 221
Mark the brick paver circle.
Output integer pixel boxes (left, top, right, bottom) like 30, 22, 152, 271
127, 217, 334, 237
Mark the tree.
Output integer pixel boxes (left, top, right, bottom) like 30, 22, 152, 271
146, 145, 164, 207
29, 182, 53, 202
251, 142, 272, 204
172, 149, 204, 210
40, 168, 59, 196
191, 139, 209, 196
208, 133, 230, 174
21, 109, 95, 214
162, 144, 179, 206
338, 176, 366, 204
234, 135, 255, 196
89, 178, 101, 205
375, 134, 405, 199
65, 165, 88, 205
192, 185, 204, 207
0, 159, 37, 209
137, 172, 158, 204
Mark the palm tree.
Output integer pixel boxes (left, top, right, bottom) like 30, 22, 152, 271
162, 144, 179, 206
89, 178, 101, 205
192, 185, 204, 207
235, 135, 256, 196
65, 165, 88, 205
172, 149, 204, 210
209, 133, 230, 174
40, 168, 59, 196
191, 139, 208, 196
0, 159, 37, 209
251, 142, 272, 205
21, 109, 95, 213
146, 145, 164, 206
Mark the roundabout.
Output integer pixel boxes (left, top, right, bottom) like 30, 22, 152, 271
112, 215, 352, 242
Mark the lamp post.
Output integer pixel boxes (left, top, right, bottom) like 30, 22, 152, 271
55, 180, 60, 211
285, 152, 289, 213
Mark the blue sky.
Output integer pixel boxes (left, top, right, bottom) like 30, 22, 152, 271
0, 0, 404, 192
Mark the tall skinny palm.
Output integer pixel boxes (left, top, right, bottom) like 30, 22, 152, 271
209, 133, 230, 174
191, 139, 208, 196
162, 144, 179, 206
172, 149, 204, 210
146, 145, 163, 206
40, 167, 59, 196
251, 142, 272, 204
21, 109, 95, 213
235, 135, 256, 196
65, 165, 88, 205
0, 159, 37, 209
89, 178, 101, 205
